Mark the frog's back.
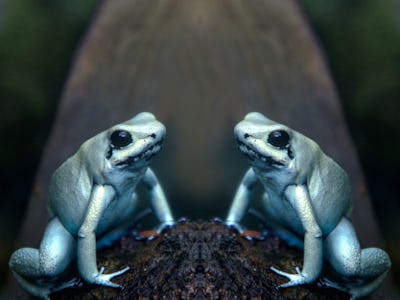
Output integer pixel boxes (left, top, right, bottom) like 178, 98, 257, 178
308, 153, 352, 235
48, 151, 92, 236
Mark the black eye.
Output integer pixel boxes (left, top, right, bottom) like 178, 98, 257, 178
267, 130, 290, 149
110, 130, 132, 148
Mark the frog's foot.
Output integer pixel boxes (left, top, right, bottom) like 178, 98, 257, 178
241, 230, 265, 240
177, 217, 189, 223
223, 219, 265, 240
138, 230, 160, 239
132, 220, 175, 240
131, 229, 157, 240
12, 272, 81, 300
212, 217, 224, 223
271, 266, 313, 288
225, 220, 246, 234
320, 272, 389, 300
319, 277, 351, 292
50, 277, 83, 293
320, 277, 361, 299
155, 220, 175, 233
90, 266, 130, 288
11, 271, 52, 300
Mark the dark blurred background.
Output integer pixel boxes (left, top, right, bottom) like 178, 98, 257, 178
0, 0, 399, 292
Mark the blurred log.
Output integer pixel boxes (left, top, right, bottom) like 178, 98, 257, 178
8, 0, 397, 298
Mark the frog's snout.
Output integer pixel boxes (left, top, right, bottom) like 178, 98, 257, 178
134, 112, 156, 122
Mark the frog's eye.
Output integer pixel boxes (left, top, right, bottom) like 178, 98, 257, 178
267, 130, 290, 149
110, 130, 133, 148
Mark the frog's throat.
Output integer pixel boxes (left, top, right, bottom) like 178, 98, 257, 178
236, 139, 284, 167
116, 139, 164, 166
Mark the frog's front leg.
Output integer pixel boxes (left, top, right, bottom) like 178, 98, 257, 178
142, 168, 174, 232
77, 184, 129, 287
271, 184, 323, 287
225, 168, 258, 233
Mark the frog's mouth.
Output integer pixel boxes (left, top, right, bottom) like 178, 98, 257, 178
236, 139, 284, 167
116, 139, 164, 167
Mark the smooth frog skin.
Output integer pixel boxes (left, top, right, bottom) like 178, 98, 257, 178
9, 112, 174, 299
226, 112, 391, 299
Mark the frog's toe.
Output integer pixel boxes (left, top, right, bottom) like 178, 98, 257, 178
319, 276, 380, 300
177, 217, 189, 223
225, 221, 246, 234
212, 217, 224, 223
271, 266, 309, 288
319, 277, 342, 290
93, 266, 129, 288
96, 278, 121, 288
52, 277, 82, 292
102, 266, 130, 278
155, 221, 175, 233
270, 266, 292, 278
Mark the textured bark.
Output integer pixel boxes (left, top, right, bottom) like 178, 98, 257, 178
8, 0, 396, 298
52, 221, 348, 300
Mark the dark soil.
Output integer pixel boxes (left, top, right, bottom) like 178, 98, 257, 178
52, 220, 347, 299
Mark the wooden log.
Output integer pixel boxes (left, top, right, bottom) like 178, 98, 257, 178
8, 0, 396, 298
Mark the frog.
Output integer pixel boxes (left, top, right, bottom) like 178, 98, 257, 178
9, 112, 174, 299
226, 112, 391, 299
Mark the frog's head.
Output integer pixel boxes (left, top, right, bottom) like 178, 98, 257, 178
105, 112, 165, 170
234, 112, 295, 170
